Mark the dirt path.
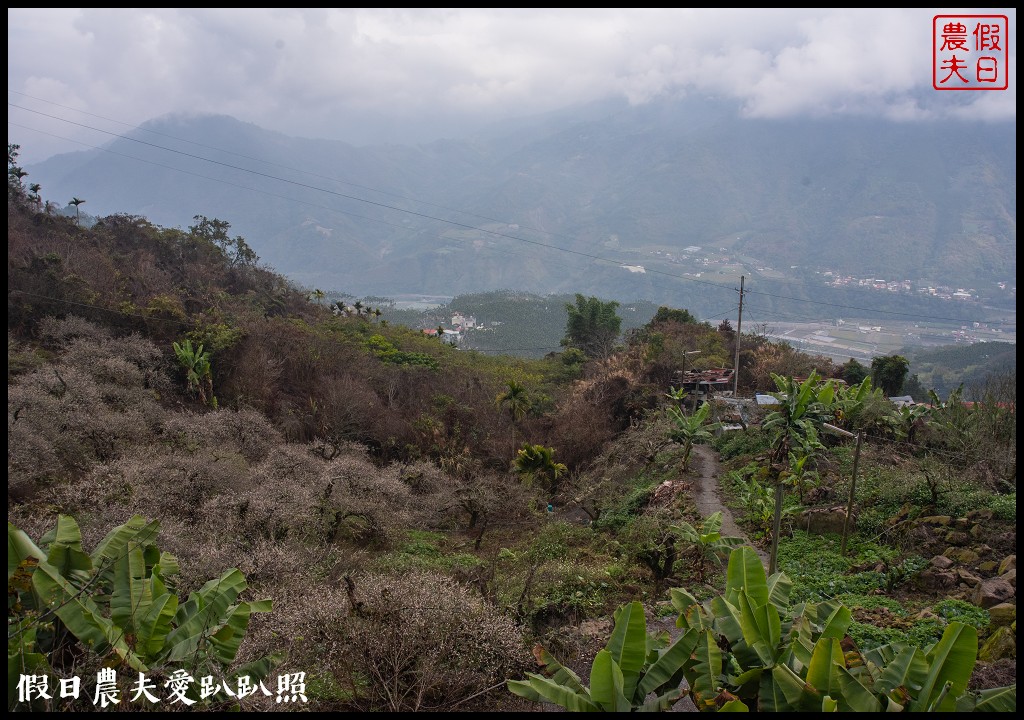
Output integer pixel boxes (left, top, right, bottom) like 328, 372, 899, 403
689, 444, 769, 569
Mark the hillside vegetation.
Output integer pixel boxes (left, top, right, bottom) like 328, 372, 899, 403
7, 148, 1016, 712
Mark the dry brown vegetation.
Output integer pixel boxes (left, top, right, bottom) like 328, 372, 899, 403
8, 168, 1015, 711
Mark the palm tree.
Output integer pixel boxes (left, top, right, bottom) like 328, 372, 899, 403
69, 197, 85, 225
496, 380, 530, 452
310, 288, 325, 306
28, 183, 41, 211
353, 300, 364, 316
514, 443, 568, 495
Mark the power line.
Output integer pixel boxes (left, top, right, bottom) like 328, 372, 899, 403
8, 121, 422, 234
8, 123, 641, 294
8, 89, 599, 245
10, 108, 739, 298
8, 103, 1000, 324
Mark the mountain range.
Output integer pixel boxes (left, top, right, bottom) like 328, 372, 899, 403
24, 96, 1016, 319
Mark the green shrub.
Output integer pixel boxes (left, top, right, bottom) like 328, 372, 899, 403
987, 491, 1016, 521
592, 479, 657, 532
933, 599, 991, 630
713, 426, 769, 460
777, 531, 925, 603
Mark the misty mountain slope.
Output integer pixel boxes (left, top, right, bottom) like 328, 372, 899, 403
26, 98, 1015, 303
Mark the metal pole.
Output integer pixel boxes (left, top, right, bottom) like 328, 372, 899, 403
840, 432, 864, 556
769, 481, 784, 576
733, 275, 744, 396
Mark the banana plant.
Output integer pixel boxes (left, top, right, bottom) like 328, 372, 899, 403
508, 600, 697, 711
670, 546, 1016, 712
509, 547, 1015, 712
763, 372, 835, 573
666, 400, 721, 471
172, 338, 213, 405
671, 511, 745, 584
778, 451, 821, 504
8, 516, 276, 709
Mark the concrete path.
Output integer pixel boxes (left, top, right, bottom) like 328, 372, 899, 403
689, 444, 769, 570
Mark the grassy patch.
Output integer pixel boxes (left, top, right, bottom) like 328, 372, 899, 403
777, 531, 926, 603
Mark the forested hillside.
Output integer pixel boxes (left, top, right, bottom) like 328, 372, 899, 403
8, 147, 1016, 712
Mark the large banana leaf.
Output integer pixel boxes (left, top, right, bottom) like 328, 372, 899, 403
874, 644, 926, 705
606, 601, 647, 701
672, 588, 704, 631
91, 516, 161, 587
816, 600, 853, 640
636, 629, 697, 698
758, 663, 814, 712
136, 591, 179, 660
508, 674, 600, 711
786, 611, 816, 668
8, 522, 45, 581
209, 598, 271, 665
709, 595, 741, 636
164, 568, 250, 663
766, 571, 793, 609
589, 650, 630, 712
737, 591, 780, 666
911, 622, 977, 712
955, 684, 1017, 712
726, 547, 768, 607
111, 538, 150, 636
805, 636, 844, 698
43, 515, 92, 579
835, 665, 882, 712
637, 687, 685, 711
729, 667, 764, 701
689, 629, 723, 710
530, 644, 588, 694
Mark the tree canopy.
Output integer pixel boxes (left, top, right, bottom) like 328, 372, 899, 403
562, 294, 622, 359
871, 354, 910, 396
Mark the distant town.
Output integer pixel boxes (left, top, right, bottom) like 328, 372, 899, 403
630, 243, 1014, 305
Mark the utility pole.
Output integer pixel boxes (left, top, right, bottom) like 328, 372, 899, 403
840, 431, 865, 556
732, 275, 744, 396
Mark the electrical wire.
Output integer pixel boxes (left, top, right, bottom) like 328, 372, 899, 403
8, 100, 1004, 325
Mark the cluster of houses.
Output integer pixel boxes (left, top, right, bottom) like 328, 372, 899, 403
422, 312, 490, 345
823, 273, 978, 301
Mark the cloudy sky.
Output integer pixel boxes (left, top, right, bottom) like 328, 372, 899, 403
8, 7, 1017, 163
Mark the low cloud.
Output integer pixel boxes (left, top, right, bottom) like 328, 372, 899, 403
7, 8, 1015, 162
